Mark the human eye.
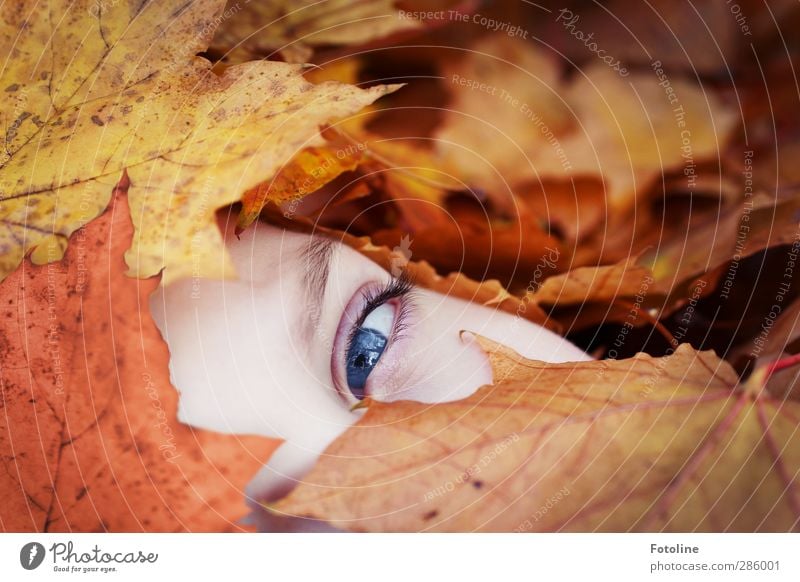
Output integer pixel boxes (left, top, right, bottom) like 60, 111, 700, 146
331, 273, 415, 403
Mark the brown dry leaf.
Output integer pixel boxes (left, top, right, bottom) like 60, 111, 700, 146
756, 297, 800, 403
645, 194, 800, 294
539, 0, 739, 77
748, 139, 800, 197
729, 296, 800, 399
211, 0, 422, 64
516, 178, 607, 244
434, 35, 573, 209
0, 185, 279, 532
235, 133, 367, 234
274, 338, 800, 532
363, 139, 466, 231
334, 227, 554, 329
527, 256, 653, 306
370, 211, 563, 290
0, 0, 394, 285
434, 35, 736, 210
357, 138, 567, 286
292, 136, 466, 234
756, 299, 800, 365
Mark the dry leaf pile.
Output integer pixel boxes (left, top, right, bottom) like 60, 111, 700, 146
1, 0, 799, 532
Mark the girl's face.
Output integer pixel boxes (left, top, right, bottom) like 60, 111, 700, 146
150, 220, 589, 504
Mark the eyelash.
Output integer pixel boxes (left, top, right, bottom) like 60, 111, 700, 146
346, 272, 416, 367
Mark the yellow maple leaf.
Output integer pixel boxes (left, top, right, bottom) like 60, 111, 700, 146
0, 0, 396, 284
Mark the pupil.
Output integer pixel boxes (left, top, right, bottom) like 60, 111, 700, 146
346, 327, 388, 399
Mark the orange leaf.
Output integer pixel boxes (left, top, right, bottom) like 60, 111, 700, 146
0, 184, 279, 532
236, 138, 367, 234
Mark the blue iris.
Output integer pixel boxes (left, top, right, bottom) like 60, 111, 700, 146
345, 327, 388, 399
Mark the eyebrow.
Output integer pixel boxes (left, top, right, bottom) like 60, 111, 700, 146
298, 236, 337, 347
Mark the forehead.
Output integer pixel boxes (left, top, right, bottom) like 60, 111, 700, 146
224, 223, 320, 284
223, 222, 387, 289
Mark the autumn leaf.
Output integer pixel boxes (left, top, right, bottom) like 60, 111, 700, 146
360, 150, 566, 286
278, 134, 570, 288
750, 299, 800, 369
235, 132, 368, 234
526, 255, 653, 306
273, 338, 800, 532
497, 256, 665, 334
211, 0, 422, 64
732, 298, 800, 403
517, 178, 606, 244
370, 212, 563, 290
434, 35, 573, 205
0, 184, 279, 532
645, 194, 800, 294
362, 138, 465, 232
537, 0, 740, 77
434, 35, 736, 210
0, 0, 395, 285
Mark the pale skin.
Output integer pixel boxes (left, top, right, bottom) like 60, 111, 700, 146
149, 218, 590, 529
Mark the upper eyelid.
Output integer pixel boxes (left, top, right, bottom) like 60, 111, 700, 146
345, 273, 417, 355
354, 271, 416, 330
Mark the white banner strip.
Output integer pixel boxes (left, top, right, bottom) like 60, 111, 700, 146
1, 533, 797, 581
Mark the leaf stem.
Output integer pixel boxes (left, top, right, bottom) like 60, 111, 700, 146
764, 352, 800, 380
616, 300, 678, 349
